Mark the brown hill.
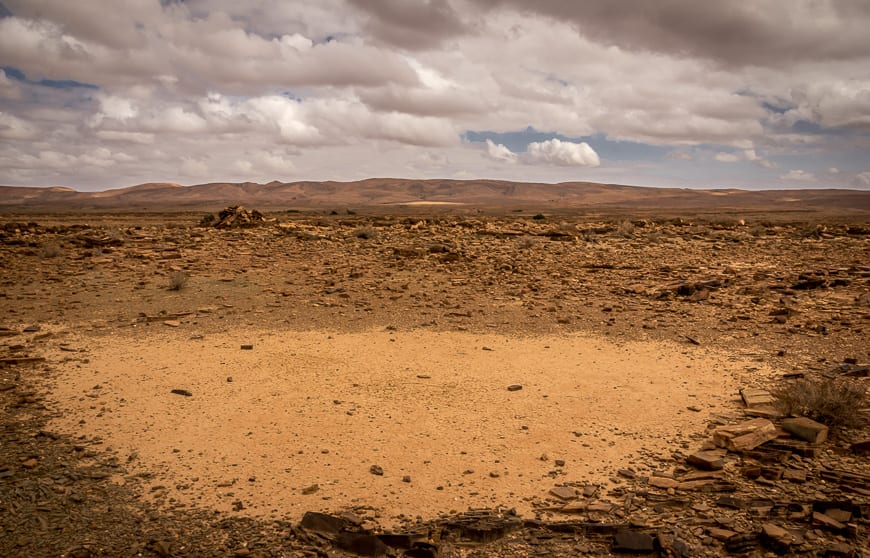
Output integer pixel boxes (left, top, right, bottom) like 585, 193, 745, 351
0, 179, 868, 212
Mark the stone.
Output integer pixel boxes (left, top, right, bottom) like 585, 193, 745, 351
301, 484, 319, 495
812, 511, 846, 531
686, 450, 726, 470
170, 389, 192, 397
549, 486, 577, 500
740, 387, 775, 408
648, 476, 679, 489
335, 533, 388, 557
707, 527, 738, 541
370, 464, 384, 476
713, 418, 778, 451
782, 417, 828, 444
824, 542, 858, 557
612, 530, 655, 553
506, 384, 522, 391
849, 440, 870, 455
240, 344, 253, 350
300, 511, 346, 535
761, 523, 797, 552
163, 320, 180, 327
783, 469, 807, 483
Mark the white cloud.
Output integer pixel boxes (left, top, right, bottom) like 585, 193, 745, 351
0, 111, 39, 140
525, 139, 600, 167
95, 130, 155, 144
180, 157, 209, 177
856, 172, 870, 186
0, 1, 867, 189
714, 152, 740, 163
780, 169, 816, 182
828, 167, 840, 174
485, 139, 517, 163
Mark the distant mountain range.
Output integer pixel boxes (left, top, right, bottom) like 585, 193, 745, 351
1, 179, 868, 212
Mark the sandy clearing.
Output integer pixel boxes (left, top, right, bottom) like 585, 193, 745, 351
45, 328, 759, 522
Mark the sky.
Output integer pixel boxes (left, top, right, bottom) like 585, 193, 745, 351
0, 1, 869, 192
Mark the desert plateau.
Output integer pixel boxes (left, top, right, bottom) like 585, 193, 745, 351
1, 181, 868, 557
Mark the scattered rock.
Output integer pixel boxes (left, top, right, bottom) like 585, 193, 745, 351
170, 389, 192, 397
782, 416, 829, 444
370, 464, 384, 476
506, 384, 523, 392
612, 530, 655, 553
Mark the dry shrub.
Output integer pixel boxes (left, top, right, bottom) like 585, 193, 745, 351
167, 271, 189, 291
38, 241, 63, 258
516, 236, 536, 250
617, 220, 635, 238
353, 226, 377, 240
772, 377, 867, 429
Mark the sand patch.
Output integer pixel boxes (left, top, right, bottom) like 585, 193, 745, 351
46, 329, 756, 521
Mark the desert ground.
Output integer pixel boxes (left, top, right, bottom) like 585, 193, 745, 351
1, 206, 868, 557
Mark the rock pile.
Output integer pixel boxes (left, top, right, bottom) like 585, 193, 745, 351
212, 206, 267, 228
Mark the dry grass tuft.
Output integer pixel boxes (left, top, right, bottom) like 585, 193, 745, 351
772, 377, 868, 429
353, 226, 377, 240
167, 271, 189, 291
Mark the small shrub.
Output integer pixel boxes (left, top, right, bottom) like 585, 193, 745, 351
167, 271, 189, 291
772, 377, 867, 430
617, 220, 635, 238
516, 236, 536, 250
38, 241, 63, 258
353, 226, 377, 240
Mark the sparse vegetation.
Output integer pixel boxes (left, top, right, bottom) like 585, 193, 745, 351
617, 220, 636, 238
353, 226, 377, 240
772, 377, 868, 430
38, 241, 63, 258
167, 271, 189, 291
516, 236, 536, 250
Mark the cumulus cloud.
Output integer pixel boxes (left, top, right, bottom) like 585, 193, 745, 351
856, 171, 870, 187
485, 139, 517, 163
713, 148, 776, 168
0, 1, 867, 189
780, 169, 816, 182
525, 139, 600, 167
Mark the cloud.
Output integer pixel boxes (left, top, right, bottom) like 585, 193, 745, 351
485, 139, 517, 163
713, 148, 776, 168
467, 0, 870, 68
347, 0, 467, 50
780, 169, 816, 182
856, 171, 870, 186
0, 111, 38, 139
714, 152, 740, 163
525, 139, 600, 167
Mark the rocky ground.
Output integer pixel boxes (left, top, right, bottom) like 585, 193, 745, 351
1, 208, 868, 557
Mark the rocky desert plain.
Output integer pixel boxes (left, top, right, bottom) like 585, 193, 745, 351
1, 179, 869, 557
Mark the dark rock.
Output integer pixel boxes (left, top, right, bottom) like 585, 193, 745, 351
687, 450, 725, 471
335, 532, 388, 557
612, 530, 655, 553
170, 389, 192, 397
506, 384, 522, 391
370, 464, 384, 476
300, 511, 346, 536
403, 543, 440, 558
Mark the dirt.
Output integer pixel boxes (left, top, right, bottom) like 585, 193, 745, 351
1, 210, 868, 557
